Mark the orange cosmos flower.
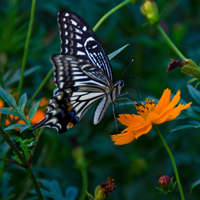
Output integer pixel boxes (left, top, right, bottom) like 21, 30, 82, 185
0, 97, 48, 127
111, 88, 192, 145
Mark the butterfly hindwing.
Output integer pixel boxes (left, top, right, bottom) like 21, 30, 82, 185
33, 54, 114, 133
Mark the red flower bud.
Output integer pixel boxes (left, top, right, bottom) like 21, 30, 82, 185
158, 175, 172, 191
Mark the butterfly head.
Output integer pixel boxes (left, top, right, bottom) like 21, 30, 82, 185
113, 80, 124, 97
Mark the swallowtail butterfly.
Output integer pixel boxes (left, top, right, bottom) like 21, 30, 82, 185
32, 10, 124, 133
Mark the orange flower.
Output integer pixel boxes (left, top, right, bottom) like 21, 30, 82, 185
17, 97, 48, 125
0, 97, 48, 127
111, 89, 192, 145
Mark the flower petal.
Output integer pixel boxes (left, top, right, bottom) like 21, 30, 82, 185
134, 123, 152, 139
155, 88, 171, 114
111, 122, 152, 145
155, 102, 192, 124
111, 131, 136, 145
165, 90, 181, 110
117, 114, 143, 126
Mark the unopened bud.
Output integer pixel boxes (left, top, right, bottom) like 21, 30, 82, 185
158, 175, 172, 191
140, 0, 160, 24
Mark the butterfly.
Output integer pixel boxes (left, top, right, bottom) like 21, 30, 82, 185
32, 10, 124, 133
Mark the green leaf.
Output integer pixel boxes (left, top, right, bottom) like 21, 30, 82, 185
28, 100, 41, 123
86, 191, 94, 200
171, 124, 200, 132
0, 87, 18, 109
20, 125, 31, 133
51, 180, 63, 198
65, 187, 78, 200
36, 180, 66, 199
190, 179, 200, 193
4, 66, 41, 87
108, 44, 129, 60
18, 93, 27, 113
187, 84, 200, 105
0, 107, 17, 115
4, 124, 27, 131
94, 185, 101, 198
30, 189, 54, 198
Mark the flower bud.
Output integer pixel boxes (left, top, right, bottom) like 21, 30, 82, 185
72, 146, 87, 169
86, 178, 115, 200
140, 0, 160, 24
158, 175, 172, 191
167, 59, 200, 81
181, 59, 200, 79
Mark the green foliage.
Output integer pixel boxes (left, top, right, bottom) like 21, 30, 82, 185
191, 179, 200, 193
0, 0, 200, 199
0, 87, 41, 132
12, 137, 37, 162
30, 180, 78, 200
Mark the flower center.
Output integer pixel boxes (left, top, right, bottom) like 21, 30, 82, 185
135, 98, 155, 120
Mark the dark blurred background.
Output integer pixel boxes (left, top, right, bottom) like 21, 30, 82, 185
0, 0, 200, 199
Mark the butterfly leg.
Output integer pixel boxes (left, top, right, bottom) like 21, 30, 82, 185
115, 98, 132, 116
112, 103, 119, 134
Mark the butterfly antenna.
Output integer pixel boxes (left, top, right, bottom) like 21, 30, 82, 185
121, 57, 134, 80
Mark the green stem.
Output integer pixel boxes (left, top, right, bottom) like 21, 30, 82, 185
27, 68, 53, 107
168, 192, 174, 200
79, 169, 88, 200
26, 166, 44, 200
156, 23, 187, 61
93, 0, 135, 32
154, 126, 185, 200
17, 145, 48, 200
0, 153, 9, 182
17, 0, 36, 101
0, 68, 4, 89
0, 157, 20, 165
0, 126, 27, 165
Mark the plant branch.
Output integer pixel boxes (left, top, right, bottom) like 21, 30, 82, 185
156, 23, 187, 61
27, 68, 53, 107
79, 168, 88, 200
26, 166, 44, 200
0, 126, 27, 164
93, 0, 135, 32
17, 0, 36, 101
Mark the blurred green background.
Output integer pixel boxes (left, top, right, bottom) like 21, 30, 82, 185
0, 0, 200, 199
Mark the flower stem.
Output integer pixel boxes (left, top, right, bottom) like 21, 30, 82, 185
0, 126, 43, 199
17, 0, 36, 101
154, 126, 185, 200
0, 68, 5, 89
93, 0, 135, 32
168, 192, 174, 200
0, 126, 27, 164
27, 68, 54, 107
26, 166, 44, 200
79, 168, 88, 200
156, 23, 187, 61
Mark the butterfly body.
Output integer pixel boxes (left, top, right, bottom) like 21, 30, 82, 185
32, 10, 124, 133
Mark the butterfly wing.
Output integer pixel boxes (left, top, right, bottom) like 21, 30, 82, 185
32, 55, 113, 133
58, 10, 114, 81
32, 11, 123, 133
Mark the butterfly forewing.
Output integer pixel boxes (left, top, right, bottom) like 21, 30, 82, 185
58, 10, 113, 81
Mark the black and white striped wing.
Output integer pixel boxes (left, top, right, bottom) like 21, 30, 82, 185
58, 10, 114, 81
32, 11, 124, 134
32, 55, 113, 133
